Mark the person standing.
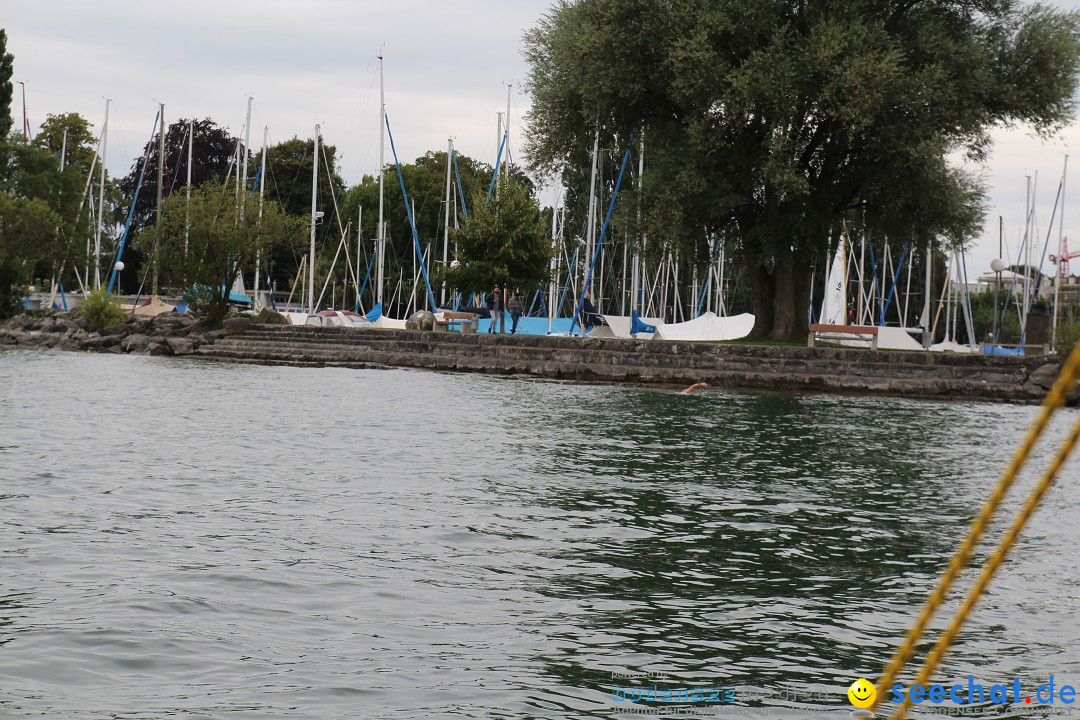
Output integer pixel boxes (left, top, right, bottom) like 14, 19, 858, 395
508, 291, 523, 335
488, 285, 503, 334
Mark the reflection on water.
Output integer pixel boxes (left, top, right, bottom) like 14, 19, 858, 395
0, 349, 1077, 718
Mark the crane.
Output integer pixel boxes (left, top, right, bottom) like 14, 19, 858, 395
1049, 237, 1080, 278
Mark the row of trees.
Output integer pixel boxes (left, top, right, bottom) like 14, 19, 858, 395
0, 26, 556, 322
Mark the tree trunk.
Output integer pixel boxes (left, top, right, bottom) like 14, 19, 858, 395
769, 259, 812, 340
742, 241, 775, 337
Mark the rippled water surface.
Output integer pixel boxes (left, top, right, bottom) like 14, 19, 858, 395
1, 349, 1078, 719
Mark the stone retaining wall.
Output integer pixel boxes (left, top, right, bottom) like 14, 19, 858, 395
1, 314, 1072, 405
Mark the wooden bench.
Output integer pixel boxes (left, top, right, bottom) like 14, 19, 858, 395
434, 311, 479, 334
808, 323, 879, 350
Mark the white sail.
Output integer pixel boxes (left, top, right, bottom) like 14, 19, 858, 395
820, 240, 847, 325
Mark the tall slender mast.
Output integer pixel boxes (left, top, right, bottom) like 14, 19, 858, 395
362, 207, 367, 310
442, 137, 452, 306
242, 97, 252, 212
584, 127, 600, 301
1021, 174, 1032, 341
185, 119, 192, 257
504, 84, 511, 180
153, 102, 165, 297
922, 243, 932, 347
309, 125, 320, 314
376, 53, 386, 309
496, 111, 503, 188
1053, 155, 1067, 350
548, 179, 561, 334
632, 132, 644, 315
94, 99, 110, 289
18, 82, 27, 139
254, 125, 268, 298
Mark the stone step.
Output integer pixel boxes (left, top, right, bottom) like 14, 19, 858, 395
238, 324, 1039, 370
203, 333, 1034, 384
195, 342, 1043, 402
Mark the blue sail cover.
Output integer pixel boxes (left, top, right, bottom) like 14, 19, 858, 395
983, 344, 1024, 356
365, 303, 383, 322
228, 288, 252, 305
631, 310, 657, 335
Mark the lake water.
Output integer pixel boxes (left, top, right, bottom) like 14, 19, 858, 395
1, 349, 1078, 719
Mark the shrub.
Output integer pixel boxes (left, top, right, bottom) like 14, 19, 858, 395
77, 288, 126, 331
0, 259, 23, 320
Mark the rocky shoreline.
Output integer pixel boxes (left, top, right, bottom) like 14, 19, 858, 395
1, 312, 1074, 405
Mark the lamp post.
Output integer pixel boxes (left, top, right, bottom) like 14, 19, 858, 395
114, 261, 124, 295
991, 257, 1006, 345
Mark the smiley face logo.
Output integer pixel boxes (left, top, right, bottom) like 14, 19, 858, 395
848, 678, 876, 708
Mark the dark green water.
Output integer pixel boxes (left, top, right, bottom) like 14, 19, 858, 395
1, 349, 1077, 719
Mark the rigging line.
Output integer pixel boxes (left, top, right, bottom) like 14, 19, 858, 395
452, 149, 469, 223
107, 110, 160, 293
385, 114, 437, 311
320, 138, 346, 239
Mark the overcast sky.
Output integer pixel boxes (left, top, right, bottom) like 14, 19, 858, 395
5, 0, 1080, 279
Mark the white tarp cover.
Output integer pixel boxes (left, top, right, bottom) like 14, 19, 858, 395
655, 312, 756, 341
283, 312, 309, 326
840, 326, 923, 351
595, 314, 664, 339
930, 339, 977, 353
594, 311, 755, 342
374, 316, 408, 330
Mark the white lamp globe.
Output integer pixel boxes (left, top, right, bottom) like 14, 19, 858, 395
114, 261, 125, 271
990, 258, 1006, 273
450, 260, 461, 269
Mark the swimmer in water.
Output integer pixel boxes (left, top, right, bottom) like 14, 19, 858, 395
680, 382, 709, 395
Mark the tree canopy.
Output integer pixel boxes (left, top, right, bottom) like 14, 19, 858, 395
136, 180, 304, 324
524, 0, 1080, 337
442, 179, 553, 299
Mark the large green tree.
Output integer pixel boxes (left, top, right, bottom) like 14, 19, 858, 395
0, 133, 99, 299
442, 179, 554, 302
113, 118, 241, 294
34, 113, 97, 173
525, 0, 1080, 338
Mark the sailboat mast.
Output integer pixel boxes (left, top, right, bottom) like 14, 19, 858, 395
309, 125, 320, 314
185, 120, 192, 257
1053, 155, 1067, 350
153, 102, 165, 297
584, 127, 599, 302
376, 53, 386, 309
242, 97, 252, 212
254, 125, 268, 298
632, 132, 644, 316
94, 99, 110, 290
504, 84, 511, 181
442, 137, 452, 306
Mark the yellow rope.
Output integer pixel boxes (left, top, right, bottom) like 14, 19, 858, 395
870, 343, 1080, 717
894, 411, 1080, 718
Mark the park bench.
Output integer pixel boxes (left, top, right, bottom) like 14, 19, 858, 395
434, 311, 479, 334
807, 323, 879, 350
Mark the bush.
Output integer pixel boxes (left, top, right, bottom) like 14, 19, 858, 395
0, 259, 23, 320
77, 288, 126, 331
183, 285, 216, 317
